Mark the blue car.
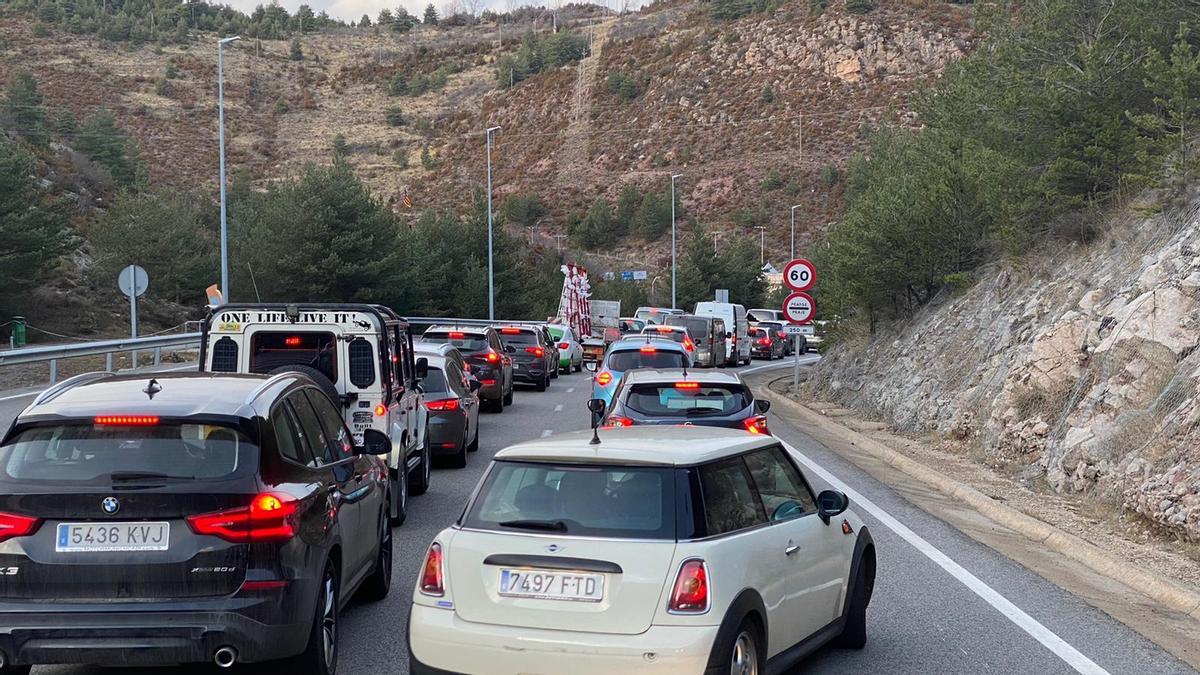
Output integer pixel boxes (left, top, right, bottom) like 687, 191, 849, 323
587, 338, 692, 408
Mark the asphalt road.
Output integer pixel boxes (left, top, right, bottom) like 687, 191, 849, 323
9, 358, 1195, 675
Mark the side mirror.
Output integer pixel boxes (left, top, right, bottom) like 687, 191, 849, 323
584, 361, 598, 372
415, 357, 429, 380
816, 489, 849, 524
587, 398, 606, 429
505, 344, 517, 354
753, 399, 771, 415
357, 428, 391, 456
726, 332, 733, 339
469, 378, 482, 393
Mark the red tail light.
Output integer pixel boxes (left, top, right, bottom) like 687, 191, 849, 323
481, 379, 497, 386
500, 328, 521, 335
675, 382, 700, 389
284, 336, 302, 346
744, 416, 769, 435
240, 579, 290, 591
596, 371, 613, 386
485, 350, 500, 364
425, 398, 460, 411
605, 415, 634, 427
449, 331, 466, 339
420, 542, 445, 596
187, 493, 299, 543
683, 338, 695, 351
0, 512, 41, 543
668, 559, 709, 613
655, 326, 673, 332
525, 346, 544, 358
557, 342, 569, 350
94, 415, 159, 426
757, 338, 771, 346
374, 404, 387, 416
639, 346, 657, 353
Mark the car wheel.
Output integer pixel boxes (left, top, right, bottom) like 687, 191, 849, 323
448, 434, 468, 468
719, 618, 763, 675
409, 439, 431, 496
836, 558, 873, 649
289, 560, 339, 675
361, 502, 393, 601
486, 396, 503, 413
389, 469, 408, 526
503, 385, 514, 406
535, 376, 547, 392
550, 365, 559, 379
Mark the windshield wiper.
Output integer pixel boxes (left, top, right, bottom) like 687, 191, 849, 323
498, 519, 567, 532
109, 471, 196, 482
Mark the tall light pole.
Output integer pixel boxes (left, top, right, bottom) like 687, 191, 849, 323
217, 35, 240, 303
486, 126, 501, 320
790, 204, 800, 260
755, 226, 765, 268
670, 173, 682, 310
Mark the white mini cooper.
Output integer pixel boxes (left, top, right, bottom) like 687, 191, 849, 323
407, 426, 876, 675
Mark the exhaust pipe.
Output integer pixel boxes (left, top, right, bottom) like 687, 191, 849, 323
214, 646, 237, 668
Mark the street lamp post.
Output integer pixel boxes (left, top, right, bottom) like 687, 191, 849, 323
486, 126, 501, 320
790, 204, 800, 261
217, 35, 240, 303
670, 173, 682, 310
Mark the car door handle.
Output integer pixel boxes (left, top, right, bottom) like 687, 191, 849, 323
784, 542, 801, 556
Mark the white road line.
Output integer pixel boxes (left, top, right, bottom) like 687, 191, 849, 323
540, 429, 553, 438
566, 387, 576, 393
780, 440, 1109, 675
0, 391, 38, 402
739, 356, 821, 375
554, 404, 564, 412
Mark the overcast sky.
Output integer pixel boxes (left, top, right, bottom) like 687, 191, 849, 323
222, 0, 593, 23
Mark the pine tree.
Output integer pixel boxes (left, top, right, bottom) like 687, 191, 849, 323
289, 37, 303, 61
423, 3, 438, 25
4, 72, 48, 146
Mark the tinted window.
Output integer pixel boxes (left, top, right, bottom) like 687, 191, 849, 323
250, 331, 338, 383
305, 390, 354, 462
700, 458, 765, 535
0, 423, 255, 483
749, 327, 768, 338
348, 337, 376, 388
272, 403, 312, 466
422, 366, 450, 394
606, 349, 688, 371
499, 330, 539, 346
745, 447, 816, 521
641, 327, 686, 343
667, 317, 709, 340
625, 383, 751, 417
619, 319, 645, 333
423, 331, 489, 353
465, 462, 675, 539
289, 392, 332, 467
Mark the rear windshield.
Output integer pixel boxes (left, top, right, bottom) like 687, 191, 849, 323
619, 319, 645, 333
0, 423, 256, 484
643, 328, 685, 343
667, 317, 709, 339
625, 383, 751, 416
464, 461, 675, 539
421, 366, 449, 394
749, 327, 768, 338
606, 349, 688, 371
499, 330, 538, 346
250, 331, 338, 383
423, 331, 489, 353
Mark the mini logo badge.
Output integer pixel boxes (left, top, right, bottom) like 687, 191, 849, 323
545, 544, 565, 553
101, 497, 120, 515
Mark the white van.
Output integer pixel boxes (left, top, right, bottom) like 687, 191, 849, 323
694, 301, 751, 366
199, 303, 429, 525
747, 308, 784, 323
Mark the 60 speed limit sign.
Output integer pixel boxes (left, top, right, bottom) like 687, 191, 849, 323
783, 292, 816, 324
783, 259, 816, 292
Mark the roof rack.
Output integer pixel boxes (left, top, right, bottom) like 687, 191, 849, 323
31, 372, 116, 407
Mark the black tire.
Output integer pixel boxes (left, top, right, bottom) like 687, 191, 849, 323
361, 501, 393, 601
389, 469, 408, 526
269, 365, 339, 406
535, 376, 547, 392
0, 666, 31, 675
503, 384, 514, 406
836, 558, 872, 649
717, 618, 763, 675
485, 396, 503, 413
289, 559, 339, 675
409, 438, 431, 496
550, 365, 559, 379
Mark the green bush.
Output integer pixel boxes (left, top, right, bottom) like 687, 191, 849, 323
760, 169, 784, 192
289, 38, 303, 60
4, 72, 49, 146
760, 85, 774, 103
496, 31, 588, 88
819, 163, 840, 186
165, 62, 178, 79
845, 0, 876, 13
384, 106, 405, 126
807, 0, 827, 15
393, 148, 409, 168
500, 193, 546, 228
76, 111, 143, 187
606, 71, 642, 100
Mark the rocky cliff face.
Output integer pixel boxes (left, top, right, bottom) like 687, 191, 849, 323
804, 201, 1200, 540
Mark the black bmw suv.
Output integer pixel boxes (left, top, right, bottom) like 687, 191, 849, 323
0, 371, 392, 674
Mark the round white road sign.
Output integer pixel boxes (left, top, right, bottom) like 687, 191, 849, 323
783, 292, 815, 324
782, 259, 817, 292
118, 265, 149, 298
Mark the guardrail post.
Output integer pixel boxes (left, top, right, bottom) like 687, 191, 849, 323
105, 353, 112, 372
49, 359, 57, 384
154, 347, 162, 365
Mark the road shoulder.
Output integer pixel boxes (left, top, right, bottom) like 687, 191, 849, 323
756, 379, 1200, 671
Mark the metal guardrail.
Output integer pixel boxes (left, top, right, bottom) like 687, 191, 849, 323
0, 333, 202, 384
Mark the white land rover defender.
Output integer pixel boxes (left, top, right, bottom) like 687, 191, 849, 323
199, 303, 430, 525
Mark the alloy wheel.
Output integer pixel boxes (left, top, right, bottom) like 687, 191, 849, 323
730, 630, 758, 675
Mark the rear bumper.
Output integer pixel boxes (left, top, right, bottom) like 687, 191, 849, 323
0, 591, 314, 666
428, 414, 467, 454
511, 365, 546, 384
408, 605, 717, 675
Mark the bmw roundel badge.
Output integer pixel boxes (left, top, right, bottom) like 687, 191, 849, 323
101, 497, 120, 515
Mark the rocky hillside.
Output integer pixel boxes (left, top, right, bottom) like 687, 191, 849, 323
804, 198, 1200, 541
0, 0, 972, 273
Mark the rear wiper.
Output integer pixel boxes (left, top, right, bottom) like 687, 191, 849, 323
499, 519, 567, 532
109, 471, 196, 482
